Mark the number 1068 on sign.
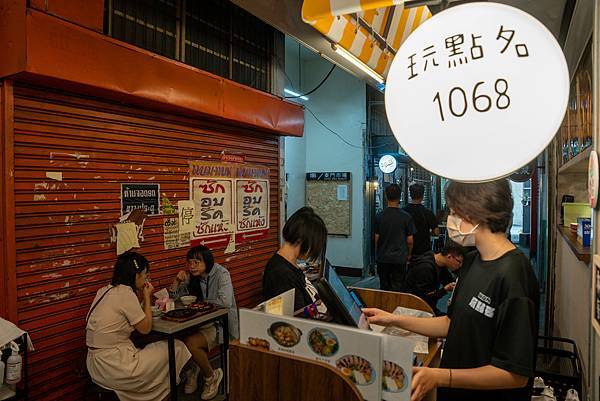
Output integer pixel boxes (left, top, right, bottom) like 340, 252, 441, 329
433, 79, 511, 122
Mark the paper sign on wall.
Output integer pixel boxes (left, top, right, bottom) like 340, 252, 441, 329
110, 209, 146, 253
337, 185, 348, 201
189, 161, 270, 248
121, 183, 160, 216
236, 179, 269, 232
385, 3, 569, 182
177, 200, 196, 234
163, 216, 191, 250
191, 178, 235, 238
116, 222, 140, 255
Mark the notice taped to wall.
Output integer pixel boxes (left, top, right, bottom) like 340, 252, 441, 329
177, 200, 197, 234
121, 183, 160, 216
236, 179, 269, 232
191, 178, 235, 238
189, 160, 270, 248
163, 216, 191, 250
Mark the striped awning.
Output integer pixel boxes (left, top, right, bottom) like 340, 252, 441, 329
302, 0, 431, 79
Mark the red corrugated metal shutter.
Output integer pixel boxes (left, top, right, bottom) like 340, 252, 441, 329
12, 82, 281, 400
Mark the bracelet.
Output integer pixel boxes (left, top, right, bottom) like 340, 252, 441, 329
448, 369, 452, 388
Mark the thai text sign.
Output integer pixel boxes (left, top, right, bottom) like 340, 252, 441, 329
191, 178, 234, 238
121, 183, 160, 216
236, 179, 269, 232
385, 3, 569, 182
190, 161, 270, 245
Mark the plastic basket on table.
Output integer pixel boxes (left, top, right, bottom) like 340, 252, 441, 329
535, 336, 582, 401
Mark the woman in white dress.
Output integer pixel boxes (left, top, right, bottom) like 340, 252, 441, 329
86, 252, 192, 401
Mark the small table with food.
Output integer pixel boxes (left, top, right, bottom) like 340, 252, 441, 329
152, 302, 230, 401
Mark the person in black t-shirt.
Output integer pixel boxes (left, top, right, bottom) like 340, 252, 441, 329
403, 183, 439, 255
364, 179, 539, 401
405, 241, 464, 315
374, 184, 416, 291
262, 207, 327, 311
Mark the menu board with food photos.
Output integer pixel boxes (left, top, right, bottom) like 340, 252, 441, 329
240, 309, 415, 401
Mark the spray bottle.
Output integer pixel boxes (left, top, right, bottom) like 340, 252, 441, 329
5, 341, 21, 384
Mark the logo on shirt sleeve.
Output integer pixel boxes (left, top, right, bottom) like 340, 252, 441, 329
468, 292, 495, 318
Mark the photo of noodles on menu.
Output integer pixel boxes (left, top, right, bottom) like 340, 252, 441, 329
239, 308, 385, 400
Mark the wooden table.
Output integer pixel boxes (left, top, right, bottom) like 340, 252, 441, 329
152, 308, 230, 401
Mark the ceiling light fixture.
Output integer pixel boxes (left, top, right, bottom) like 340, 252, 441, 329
284, 88, 309, 101
331, 43, 384, 84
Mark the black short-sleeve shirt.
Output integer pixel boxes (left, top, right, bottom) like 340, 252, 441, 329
403, 204, 437, 255
262, 253, 313, 311
438, 248, 539, 401
374, 207, 416, 264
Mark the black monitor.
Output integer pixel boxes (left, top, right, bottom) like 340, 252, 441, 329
316, 262, 369, 329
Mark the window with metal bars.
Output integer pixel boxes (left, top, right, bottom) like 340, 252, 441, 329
104, 0, 275, 93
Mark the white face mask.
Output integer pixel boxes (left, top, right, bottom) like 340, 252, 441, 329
447, 214, 479, 247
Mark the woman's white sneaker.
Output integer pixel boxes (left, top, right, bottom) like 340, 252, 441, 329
201, 368, 223, 400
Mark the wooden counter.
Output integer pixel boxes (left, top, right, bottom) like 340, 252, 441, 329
230, 288, 442, 401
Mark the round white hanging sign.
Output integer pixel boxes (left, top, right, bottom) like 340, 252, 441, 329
378, 154, 398, 173
588, 150, 599, 209
385, 3, 569, 182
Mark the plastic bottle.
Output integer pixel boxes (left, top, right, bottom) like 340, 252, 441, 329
532, 376, 545, 395
5, 342, 21, 384
564, 389, 580, 401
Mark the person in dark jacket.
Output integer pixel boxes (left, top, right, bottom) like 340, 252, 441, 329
405, 242, 465, 315
262, 207, 327, 311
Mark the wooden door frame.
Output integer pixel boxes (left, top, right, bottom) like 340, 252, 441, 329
0, 79, 17, 322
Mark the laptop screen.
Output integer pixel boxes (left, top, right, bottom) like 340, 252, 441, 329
324, 263, 368, 329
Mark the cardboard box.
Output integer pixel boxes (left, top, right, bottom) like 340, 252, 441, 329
577, 218, 591, 247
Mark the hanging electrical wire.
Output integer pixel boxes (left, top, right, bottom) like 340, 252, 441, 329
284, 65, 336, 99
277, 47, 397, 150
304, 105, 399, 150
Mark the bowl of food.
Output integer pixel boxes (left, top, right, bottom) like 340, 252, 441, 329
336, 355, 376, 386
382, 360, 407, 392
180, 295, 197, 306
308, 328, 339, 357
267, 322, 302, 348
